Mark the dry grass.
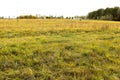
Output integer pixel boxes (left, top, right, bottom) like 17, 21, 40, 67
0, 19, 120, 80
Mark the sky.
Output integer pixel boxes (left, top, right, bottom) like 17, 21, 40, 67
0, 0, 120, 17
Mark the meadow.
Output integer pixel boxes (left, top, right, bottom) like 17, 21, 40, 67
0, 19, 120, 80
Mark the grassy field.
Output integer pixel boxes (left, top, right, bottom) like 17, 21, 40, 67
0, 19, 120, 80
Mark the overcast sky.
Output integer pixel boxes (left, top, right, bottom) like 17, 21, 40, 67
0, 0, 120, 17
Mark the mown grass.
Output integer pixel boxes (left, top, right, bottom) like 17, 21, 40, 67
0, 19, 120, 80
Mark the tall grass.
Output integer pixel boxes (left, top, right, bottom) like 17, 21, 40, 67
0, 19, 120, 80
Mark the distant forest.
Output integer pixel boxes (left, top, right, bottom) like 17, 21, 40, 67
16, 15, 64, 19
87, 7, 120, 21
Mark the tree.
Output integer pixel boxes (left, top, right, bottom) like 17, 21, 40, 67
87, 7, 120, 21
97, 9, 104, 19
112, 7, 119, 20
117, 8, 120, 21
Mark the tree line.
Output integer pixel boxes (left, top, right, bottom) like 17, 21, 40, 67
16, 15, 85, 20
87, 7, 120, 21
1, 7, 119, 21
16, 15, 64, 19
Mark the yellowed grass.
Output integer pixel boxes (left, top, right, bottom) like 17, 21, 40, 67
0, 19, 120, 32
